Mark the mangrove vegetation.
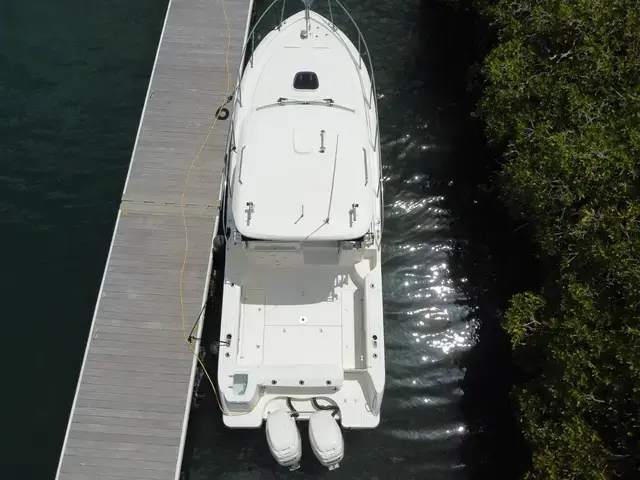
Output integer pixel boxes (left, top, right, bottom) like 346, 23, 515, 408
439, 0, 640, 477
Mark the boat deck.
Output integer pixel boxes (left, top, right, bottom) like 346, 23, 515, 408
234, 266, 367, 370
55, 0, 252, 479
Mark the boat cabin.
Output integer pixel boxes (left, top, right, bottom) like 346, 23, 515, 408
229, 107, 375, 244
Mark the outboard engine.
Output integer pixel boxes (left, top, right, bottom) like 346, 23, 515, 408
308, 410, 344, 470
265, 409, 302, 470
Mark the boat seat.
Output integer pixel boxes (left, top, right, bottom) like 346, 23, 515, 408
258, 364, 343, 388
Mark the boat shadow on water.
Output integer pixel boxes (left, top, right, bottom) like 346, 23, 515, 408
412, 1, 541, 479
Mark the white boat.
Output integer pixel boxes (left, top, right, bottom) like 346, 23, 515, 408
217, 0, 384, 470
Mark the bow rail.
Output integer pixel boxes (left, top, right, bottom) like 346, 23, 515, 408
233, 0, 379, 152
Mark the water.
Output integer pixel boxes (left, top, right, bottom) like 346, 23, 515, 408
1, 2, 165, 478
1, 1, 533, 478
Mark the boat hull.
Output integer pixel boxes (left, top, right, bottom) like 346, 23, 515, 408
217, 9, 384, 430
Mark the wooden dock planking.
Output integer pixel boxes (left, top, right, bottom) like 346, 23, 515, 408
56, 0, 252, 479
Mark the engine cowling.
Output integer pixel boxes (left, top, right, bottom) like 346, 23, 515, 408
265, 409, 302, 470
308, 410, 344, 470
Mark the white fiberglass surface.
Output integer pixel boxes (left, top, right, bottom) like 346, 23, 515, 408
236, 266, 366, 371
218, 8, 384, 431
228, 10, 381, 242
231, 109, 374, 241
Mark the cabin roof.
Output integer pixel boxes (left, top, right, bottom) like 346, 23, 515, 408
230, 108, 375, 241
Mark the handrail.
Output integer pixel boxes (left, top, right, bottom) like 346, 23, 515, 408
238, 145, 246, 184
255, 98, 355, 113
363, 148, 368, 186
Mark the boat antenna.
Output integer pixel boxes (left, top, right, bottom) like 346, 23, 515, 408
303, 134, 338, 241
325, 134, 339, 222
301, 0, 313, 38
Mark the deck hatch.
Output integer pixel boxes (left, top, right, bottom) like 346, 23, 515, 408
293, 71, 319, 90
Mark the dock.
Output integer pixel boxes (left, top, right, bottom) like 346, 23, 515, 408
55, 0, 252, 478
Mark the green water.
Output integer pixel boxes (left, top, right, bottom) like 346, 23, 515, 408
2, 1, 530, 479
1, 1, 165, 477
